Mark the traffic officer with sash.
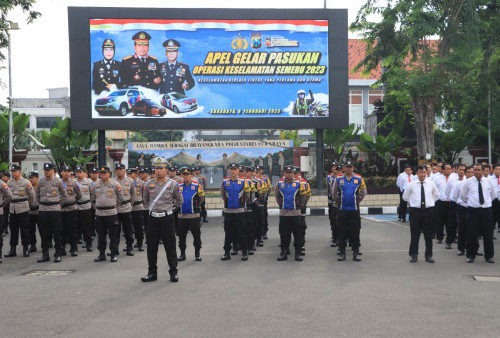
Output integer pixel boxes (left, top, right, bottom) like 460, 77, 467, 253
331, 160, 367, 262
0, 178, 12, 263
141, 157, 183, 283
115, 163, 136, 256
177, 167, 204, 262
220, 163, 251, 261
35, 163, 67, 263
275, 165, 307, 261
128, 168, 145, 252
76, 166, 94, 252
92, 166, 123, 263
402, 165, 439, 263
6, 164, 35, 258
60, 165, 82, 257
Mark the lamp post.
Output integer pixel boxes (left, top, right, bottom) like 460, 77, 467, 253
7, 21, 20, 166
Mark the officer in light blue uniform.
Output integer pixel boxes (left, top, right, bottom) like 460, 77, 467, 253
331, 160, 367, 262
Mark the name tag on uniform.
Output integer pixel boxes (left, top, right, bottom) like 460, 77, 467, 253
237, 181, 242, 185
226, 181, 231, 187
191, 186, 195, 190
354, 179, 359, 184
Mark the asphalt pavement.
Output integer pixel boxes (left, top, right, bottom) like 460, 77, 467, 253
1, 215, 500, 337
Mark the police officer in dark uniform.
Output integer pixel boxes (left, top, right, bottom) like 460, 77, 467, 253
158, 39, 195, 95
120, 31, 161, 90
92, 39, 121, 95
0, 178, 12, 263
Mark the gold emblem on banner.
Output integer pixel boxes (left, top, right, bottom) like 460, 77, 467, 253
231, 34, 248, 50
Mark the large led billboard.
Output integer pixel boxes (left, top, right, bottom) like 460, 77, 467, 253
69, 8, 348, 130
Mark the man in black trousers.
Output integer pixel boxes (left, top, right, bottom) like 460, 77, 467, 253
403, 165, 439, 263
460, 164, 496, 263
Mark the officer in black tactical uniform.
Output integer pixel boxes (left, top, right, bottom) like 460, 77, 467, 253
158, 39, 195, 95
92, 39, 121, 95
119, 31, 161, 90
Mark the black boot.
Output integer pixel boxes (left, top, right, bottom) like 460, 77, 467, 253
23, 246, 30, 257
295, 248, 303, 262
29, 245, 37, 252
195, 248, 202, 261
86, 242, 93, 252
203, 217, 208, 223
126, 245, 134, 256
5, 247, 16, 257
177, 250, 186, 261
277, 248, 288, 261
241, 249, 248, 261
137, 240, 144, 252
353, 251, 362, 262
0, 251, 2, 263
70, 245, 78, 257
221, 251, 231, 261
37, 250, 50, 263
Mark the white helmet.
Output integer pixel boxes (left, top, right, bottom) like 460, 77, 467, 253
297, 89, 306, 96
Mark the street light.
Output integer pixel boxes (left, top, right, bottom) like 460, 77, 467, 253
7, 21, 20, 166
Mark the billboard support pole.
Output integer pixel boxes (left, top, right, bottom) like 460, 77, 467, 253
98, 130, 106, 167
316, 128, 324, 190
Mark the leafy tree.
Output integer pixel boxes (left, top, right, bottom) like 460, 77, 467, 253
351, 0, 480, 158
356, 132, 404, 176
0, 110, 30, 170
0, 0, 41, 68
279, 130, 305, 146
316, 124, 361, 166
434, 126, 475, 164
40, 117, 96, 170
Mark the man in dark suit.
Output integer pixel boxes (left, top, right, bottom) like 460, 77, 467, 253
92, 39, 121, 95
119, 31, 161, 90
158, 39, 195, 95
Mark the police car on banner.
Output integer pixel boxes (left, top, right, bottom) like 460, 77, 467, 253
161, 92, 198, 113
94, 87, 145, 116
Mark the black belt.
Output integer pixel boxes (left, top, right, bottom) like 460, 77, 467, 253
121, 199, 131, 205
11, 198, 28, 203
133, 201, 143, 206
62, 201, 77, 208
97, 206, 116, 210
410, 207, 434, 211
40, 201, 60, 206
77, 200, 91, 205
30, 206, 39, 211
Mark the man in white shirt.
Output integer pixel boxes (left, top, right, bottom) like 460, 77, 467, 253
403, 165, 439, 263
488, 164, 500, 233
433, 163, 452, 244
396, 165, 415, 222
460, 164, 496, 263
449, 163, 459, 181
451, 166, 474, 256
430, 161, 443, 182
443, 164, 466, 249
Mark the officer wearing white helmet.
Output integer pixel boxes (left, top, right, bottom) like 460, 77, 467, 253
293, 89, 314, 116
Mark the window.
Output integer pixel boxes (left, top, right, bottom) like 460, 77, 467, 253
349, 90, 363, 126
36, 117, 58, 129
368, 90, 384, 113
33, 163, 38, 171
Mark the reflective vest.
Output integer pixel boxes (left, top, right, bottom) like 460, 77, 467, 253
179, 182, 204, 214
295, 99, 308, 115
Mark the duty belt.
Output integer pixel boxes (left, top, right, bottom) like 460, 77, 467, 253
77, 200, 91, 205
11, 198, 28, 203
133, 201, 143, 206
40, 201, 60, 206
150, 210, 173, 218
30, 206, 39, 211
62, 201, 77, 208
97, 206, 116, 210
121, 199, 131, 205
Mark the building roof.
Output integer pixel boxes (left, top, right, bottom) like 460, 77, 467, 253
348, 39, 382, 80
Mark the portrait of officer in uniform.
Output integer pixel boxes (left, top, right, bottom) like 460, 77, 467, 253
119, 31, 161, 90
158, 39, 195, 95
92, 39, 121, 95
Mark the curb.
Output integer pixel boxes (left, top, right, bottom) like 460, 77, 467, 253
207, 206, 398, 217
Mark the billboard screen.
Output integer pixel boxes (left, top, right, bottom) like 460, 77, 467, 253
69, 8, 348, 130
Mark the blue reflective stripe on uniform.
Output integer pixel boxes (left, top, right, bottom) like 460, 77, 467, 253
223, 178, 245, 209
278, 180, 300, 210
336, 175, 362, 211
180, 182, 199, 214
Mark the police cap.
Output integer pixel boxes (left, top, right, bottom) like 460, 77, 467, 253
284, 165, 294, 173
9, 164, 21, 171
152, 157, 168, 168
168, 166, 177, 171
293, 166, 301, 173
75, 166, 85, 172
29, 171, 39, 178
344, 160, 354, 167
115, 163, 126, 170
245, 166, 255, 172
89, 167, 98, 174
255, 165, 264, 171
163, 39, 181, 51
43, 163, 55, 170
139, 167, 149, 174
61, 165, 72, 171
99, 166, 111, 173
102, 39, 115, 49
132, 31, 151, 45
194, 166, 201, 171
180, 167, 192, 175
228, 163, 239, 169
126, 168, 133, 174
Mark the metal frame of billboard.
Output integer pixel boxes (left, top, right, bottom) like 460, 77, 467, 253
68, 7, 348, 130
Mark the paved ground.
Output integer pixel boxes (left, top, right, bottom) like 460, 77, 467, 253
1, 215, 500, 337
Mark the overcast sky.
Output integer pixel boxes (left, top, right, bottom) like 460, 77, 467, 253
0, 0, 370, 103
